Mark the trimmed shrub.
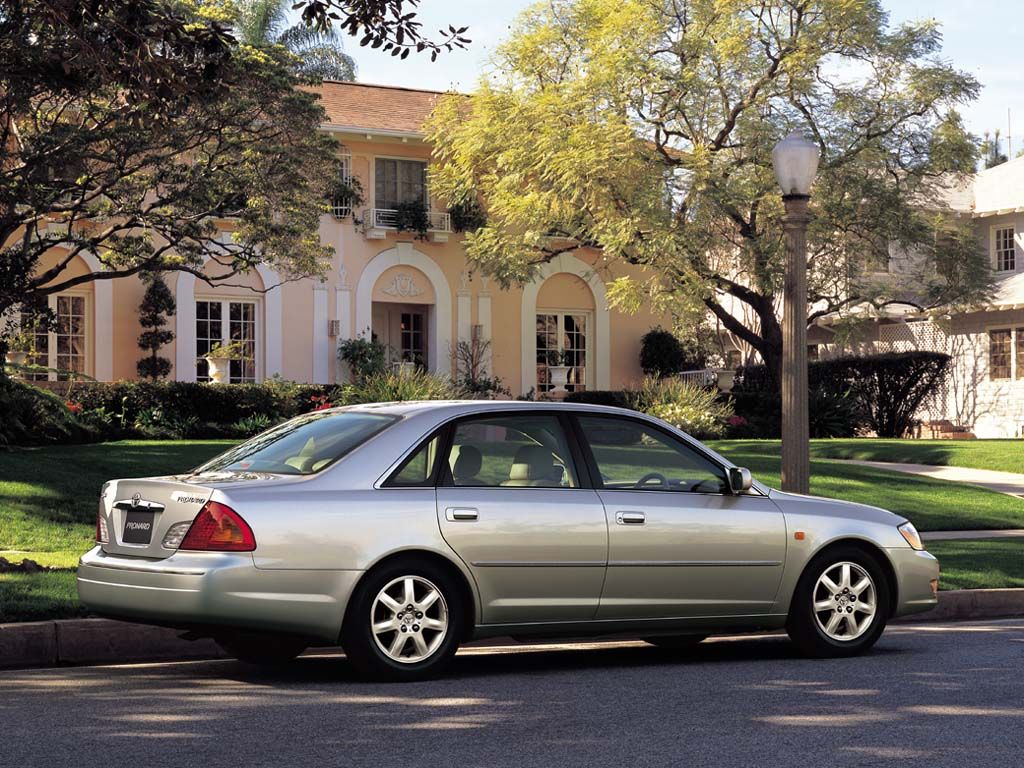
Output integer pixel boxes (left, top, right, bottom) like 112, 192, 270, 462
0, 378, 91, 446
564, 390, 634, 409
634, 377, 734, 439
336, 370, 461, 405
639, 327, 687, 378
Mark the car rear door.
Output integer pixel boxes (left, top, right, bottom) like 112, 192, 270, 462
572, 414, 786, 619
434, 412, 608, 625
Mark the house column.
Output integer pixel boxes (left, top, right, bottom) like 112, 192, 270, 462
174, 272, 198, 382
312, 284, 329, 383
335, 264, 353, 382
78, 251, 113, 381
456, 270, 472, 371
478, 276, 492, 375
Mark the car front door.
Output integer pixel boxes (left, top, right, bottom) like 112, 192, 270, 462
573, 414, 786, 619
434, 412, 608, 625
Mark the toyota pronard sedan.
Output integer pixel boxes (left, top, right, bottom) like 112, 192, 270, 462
79, 401, 939, 680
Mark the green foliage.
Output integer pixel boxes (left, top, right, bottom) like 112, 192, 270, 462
394, 199, 430, 239
1, 0, 337, 324
633, 377, 733, 439
449, 199, 487, 233
0, 378, 88, 446
205, 340, 252, 360
133, 408, 202, 440
338, 334, 388, 380
336, 369, 461, 404
230, 413, 276, 438
808, 389, 860, 439
981, 130, 1008, 169
330, 173, 365, 216
639, 327, 694, 378
136, 273, 176, 380
426, 0, 986, 383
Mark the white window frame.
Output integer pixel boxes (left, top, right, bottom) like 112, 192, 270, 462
986, 325, 1024, 382
19, 292, 92, 381
194, 296, 262, 383
992, 225, 1016, 273
371, 155, 430, 211
331, 144, 353, 218
535, 308, 594, 393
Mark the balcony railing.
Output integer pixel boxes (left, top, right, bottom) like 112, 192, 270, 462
362, 208, 451, 240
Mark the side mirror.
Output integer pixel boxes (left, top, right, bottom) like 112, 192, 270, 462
728, 467, 753, 493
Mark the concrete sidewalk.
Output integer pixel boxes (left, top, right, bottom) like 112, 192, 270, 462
838, 459, 1024, 497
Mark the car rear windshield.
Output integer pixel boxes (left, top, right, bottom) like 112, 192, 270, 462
195, 411, 398, 476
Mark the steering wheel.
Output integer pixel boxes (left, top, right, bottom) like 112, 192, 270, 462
635, 472, 668, 489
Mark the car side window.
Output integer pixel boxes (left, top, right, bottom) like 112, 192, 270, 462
385, 434, 441, 487
577, 415, 728, 494
445, 415, 578, 488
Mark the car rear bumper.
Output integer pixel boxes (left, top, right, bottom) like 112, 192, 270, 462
77, 546, 362, 642
888, 547, 941, 617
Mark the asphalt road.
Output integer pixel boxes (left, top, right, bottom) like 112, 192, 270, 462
2, 619, 1023, 768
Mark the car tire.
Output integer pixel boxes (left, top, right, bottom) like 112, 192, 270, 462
342, 558, 464, 682
215, 631, 308, 665
642, 634, 708, 651
787, 545, 891, 658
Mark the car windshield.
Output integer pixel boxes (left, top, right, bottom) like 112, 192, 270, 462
195, 411, 398, 476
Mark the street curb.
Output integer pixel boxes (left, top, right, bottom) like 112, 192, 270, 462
2, 588, 1023, 670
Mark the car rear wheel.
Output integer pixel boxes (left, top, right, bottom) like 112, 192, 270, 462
787, 546, 890, 658
642, 634, 708, 650
342, 558, 464, 681
215, 631, 308, 665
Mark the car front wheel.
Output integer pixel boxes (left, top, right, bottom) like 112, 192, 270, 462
787, 546, 890, 658
342, 559, 463, 681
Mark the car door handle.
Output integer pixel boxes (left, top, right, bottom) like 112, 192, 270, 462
446, 507, 479, 522
615, 511, 646, 525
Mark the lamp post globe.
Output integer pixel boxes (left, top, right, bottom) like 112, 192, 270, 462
773, 131, 820, 494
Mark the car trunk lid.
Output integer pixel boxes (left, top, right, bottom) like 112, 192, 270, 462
100, 478, 215, 559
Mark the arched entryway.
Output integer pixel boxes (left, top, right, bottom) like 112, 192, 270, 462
354, 242, 452, 374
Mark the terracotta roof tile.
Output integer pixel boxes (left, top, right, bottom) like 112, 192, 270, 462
305, 81, 454, 135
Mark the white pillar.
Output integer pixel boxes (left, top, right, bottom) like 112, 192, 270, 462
256, 265, 282, 380
312, 284, 329, 384
174, 272, 197, 382
457, 270, 472, 373
335, 284, 352, 383
77, 251, 113, 381
478, 276, 492, 375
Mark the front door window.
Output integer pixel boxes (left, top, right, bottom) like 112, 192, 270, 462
399, 311, 426, 366
196, 299, 257, 383
536, 312, 589, 393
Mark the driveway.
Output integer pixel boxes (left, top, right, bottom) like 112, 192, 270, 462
2, 620, 1022, 767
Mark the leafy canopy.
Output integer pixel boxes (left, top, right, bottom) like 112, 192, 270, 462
427, 0, 985, 380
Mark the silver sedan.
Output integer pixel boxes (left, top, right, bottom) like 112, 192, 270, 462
78, 401, 939, 680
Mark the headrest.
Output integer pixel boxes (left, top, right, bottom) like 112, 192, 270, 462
451, 444, 483, 480
508, 444, 555, 481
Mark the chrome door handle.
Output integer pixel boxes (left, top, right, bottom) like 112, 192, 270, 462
446, 507, 479, 522
615, 511, 646, 525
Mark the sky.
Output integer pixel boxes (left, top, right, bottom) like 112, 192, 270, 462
312, 0, 1024, 156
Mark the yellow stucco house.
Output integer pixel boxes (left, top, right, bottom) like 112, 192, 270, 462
22, 82, 669, 395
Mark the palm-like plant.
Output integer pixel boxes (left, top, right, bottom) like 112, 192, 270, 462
236, 0, 356, 81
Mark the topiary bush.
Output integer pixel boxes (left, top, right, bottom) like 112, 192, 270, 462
639, 327, 686, 378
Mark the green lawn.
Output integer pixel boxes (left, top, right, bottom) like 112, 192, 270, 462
708, 441, 1024, 532
2, 438, 1023, 623
722, 438, 1024, 475
927, 540, 1024, 591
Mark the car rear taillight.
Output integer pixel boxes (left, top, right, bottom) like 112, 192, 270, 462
179, 501, 256, 552
96, 507, 109, 544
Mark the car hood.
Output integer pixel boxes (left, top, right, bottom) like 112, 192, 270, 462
767, 488, 906, 527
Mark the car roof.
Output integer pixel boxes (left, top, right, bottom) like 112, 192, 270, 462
338, 399, 637, 418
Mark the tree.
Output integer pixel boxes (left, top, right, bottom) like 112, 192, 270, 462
236, 0, 357, 81
0, 0, 337, 363
426, 0, 987, 388
981, 129, 1008, 169
136, 273, 176, 380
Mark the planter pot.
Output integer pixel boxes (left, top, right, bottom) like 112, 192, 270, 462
548, 365, 571, 394
205, 356, 231, 384
398, 361, 417, 376
715, 368, 736, 393
5, 350, 29, 367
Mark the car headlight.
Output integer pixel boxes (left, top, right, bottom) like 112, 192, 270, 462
898, 521, 923, 551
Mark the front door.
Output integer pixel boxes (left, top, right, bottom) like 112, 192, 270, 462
372, 303, 428, 368
573, 414, 787, 619
435, 412, 607, 625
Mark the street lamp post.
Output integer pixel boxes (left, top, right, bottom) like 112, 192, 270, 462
772, 131, 820, 495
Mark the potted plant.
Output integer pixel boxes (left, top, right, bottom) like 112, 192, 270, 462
546, 350, 575, 394
5, 330, 33, 368
203, 340, 249, 384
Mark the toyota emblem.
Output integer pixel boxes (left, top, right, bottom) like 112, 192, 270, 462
131, 492, 142, 508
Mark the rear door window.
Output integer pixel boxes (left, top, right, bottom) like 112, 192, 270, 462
444, 414, 579, 488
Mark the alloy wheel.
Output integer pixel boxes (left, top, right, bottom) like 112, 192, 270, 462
811, 561, 877, 642
370, 575, 449, 664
